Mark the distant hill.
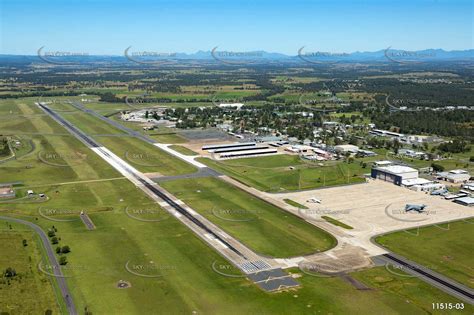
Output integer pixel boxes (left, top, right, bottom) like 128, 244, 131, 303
0, 48, 472, 64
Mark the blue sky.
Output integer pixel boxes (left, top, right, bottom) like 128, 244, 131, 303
1, 0, 472, 55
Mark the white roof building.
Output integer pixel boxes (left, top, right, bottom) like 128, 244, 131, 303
374, 160, 393, 167
219, 103, 244, 109
437, 170, 471, 183
454, 197, 474, 207
334, 144, 359, 153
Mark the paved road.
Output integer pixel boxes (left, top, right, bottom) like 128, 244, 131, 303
374, 253, 474, 305
0, 216, 77, 314
80, 213, 96, 230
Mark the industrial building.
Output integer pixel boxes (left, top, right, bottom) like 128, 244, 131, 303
401, 178, 445, 192
371, 165, 418, 186
218, 103, 244, 109
436, 170, 471, 183
217, 148, 278, 159
0, 185, 15, 198
453, 197, 474, 207
202, 142, 256, 151
284, 145, 312, 154
334, 144, 359, 154
202, 142, 278, 160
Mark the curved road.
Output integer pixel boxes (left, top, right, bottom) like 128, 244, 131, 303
0, 216, 77, 315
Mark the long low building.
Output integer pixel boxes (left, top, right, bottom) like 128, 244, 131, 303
217, 148, 278, 160
202, 142, 256, 151
437, 169, 471, 183
453, 196, 474, 207
211, 145, 268, 154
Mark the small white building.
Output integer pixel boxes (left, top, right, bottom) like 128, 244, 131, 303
285, 145, 312, 154
218, 103, 244, 110
374, 160, 393, 167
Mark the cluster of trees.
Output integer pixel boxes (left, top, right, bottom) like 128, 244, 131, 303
366, 79, 473, 107
47, 226, 70, 265
0, 137, 10, 157
436, 139, 470, 153
168, 104, 325, 140
371, 109, 474, 140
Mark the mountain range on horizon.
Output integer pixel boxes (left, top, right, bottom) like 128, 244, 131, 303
1, 48, 472, 63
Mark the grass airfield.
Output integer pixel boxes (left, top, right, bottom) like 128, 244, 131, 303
376, 219, 474, 289
199, 154, 370, 192
0, 98, 472, 314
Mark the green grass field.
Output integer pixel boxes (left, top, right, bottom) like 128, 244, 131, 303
283, 198, 308, 209
161, 177, 336, 257
150, 132, 188, 143
0, 225, 60, 314
198, 154, 370, 192
61, 112, 126, 135
376, 219, 474, 289
322, 216, 353, 229
169, 145, 198, 156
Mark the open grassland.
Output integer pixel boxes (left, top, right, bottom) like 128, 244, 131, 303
0, 99, 121, 186
198, 154, 370, 192
94, 136, 196, 176
61, 112, 126, 135
0, 225, 60, 314
376, 219, 474, 289
0, 134, 121, 186
161, 177, 336, 257
150, 132, 188, 143
169, 145, 198, 156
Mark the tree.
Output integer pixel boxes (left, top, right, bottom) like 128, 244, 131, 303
4, 267, 16, 277
51, 237, 58, 245
47, 230, 55, 237
59, 256, 68, 265
22, 239, 28, 247
56, 246, 61, 254
61, 245, 71, 254
431, 163, 445, 172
